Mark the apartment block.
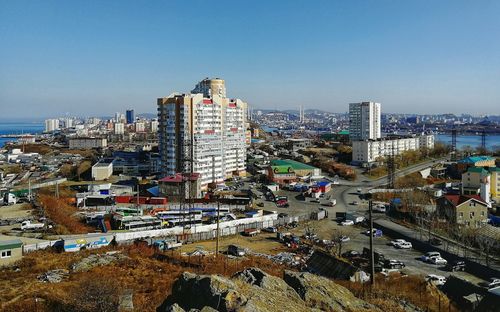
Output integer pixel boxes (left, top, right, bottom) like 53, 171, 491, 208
158, 78, 247, 188
349, 102, 381, 141
352, 135, 434, 164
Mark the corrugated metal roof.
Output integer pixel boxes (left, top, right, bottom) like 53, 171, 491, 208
0, 239, 23, 250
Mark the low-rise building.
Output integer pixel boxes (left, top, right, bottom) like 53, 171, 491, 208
158, 173, 201, 201
461, 167, 491, 205
0, 239, 23, 267
351, 134, 435, 165
91, 161, 113, 181
269, 159, 321, 177
436, 195, 488, 228
69, 137, 107, 149
488, 167, 500, 202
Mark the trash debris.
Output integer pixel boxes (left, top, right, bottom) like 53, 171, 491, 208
37, 269, 69, 283
71, 251, 128, 272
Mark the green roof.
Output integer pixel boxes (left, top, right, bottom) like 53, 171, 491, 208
0, 239, 23, 251
270, 159, 317, 170
338, 130, 350, 135
467, 167, 488, 174
270, 166, 295, 174
488, 167, 500, 172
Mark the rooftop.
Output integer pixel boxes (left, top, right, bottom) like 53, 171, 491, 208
270, 159, 318, 170
0, 239, 23, 251
459, 155, 496, 164
443, 194, 486, 206
159, 173, 200, 183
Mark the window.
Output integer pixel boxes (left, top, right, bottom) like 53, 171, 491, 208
1, 250, 12, 258
459, 212, 463, 218
470, 212, 475, 218
481, 211, 485, 216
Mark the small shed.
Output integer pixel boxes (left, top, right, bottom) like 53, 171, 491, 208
0, 239, 23, 266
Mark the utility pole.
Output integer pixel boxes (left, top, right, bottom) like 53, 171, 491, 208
215, 199, 221, 256
369, 200, 375, 286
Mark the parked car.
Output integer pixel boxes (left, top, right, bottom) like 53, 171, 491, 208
426, 274, 447, 286
342, 250, 360, 259
310, 198, 320, 203
364, 229, 383, 237
395, 242, 412, 249
486, 278, 500, 289
421, 251, 441, 262
446, 260, 466, 272
373, 204, 386, 213
341, 220, 354, 226
278, 213, 288, 218
263, 226, 278, 233
390, 239, 407, 247
429, 256, 448, 265
384, 259, 405, 269
429, 238, 442, 246
352, 201, 359, 205
339, 235, 350, 243
228, 244, 246, 257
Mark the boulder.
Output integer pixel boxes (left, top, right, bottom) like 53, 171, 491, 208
283, 270, 379, 312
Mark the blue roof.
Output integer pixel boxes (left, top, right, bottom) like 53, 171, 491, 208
316, 181, 331, 187
459, 156, 495, 164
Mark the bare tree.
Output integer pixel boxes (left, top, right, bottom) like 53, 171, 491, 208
331, 229, 350, 256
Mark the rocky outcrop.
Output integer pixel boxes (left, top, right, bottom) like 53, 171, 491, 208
283, 270, 377, 311
157, 268, 379, 312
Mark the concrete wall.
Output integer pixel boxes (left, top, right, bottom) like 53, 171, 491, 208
0, 247, 23, 266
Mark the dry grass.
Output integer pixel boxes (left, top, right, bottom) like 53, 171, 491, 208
337, 275, 459, 312
38, 194, 92, 234
0, 244, 286, 312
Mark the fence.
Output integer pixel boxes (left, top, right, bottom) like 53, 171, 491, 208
23, 239, 62, 253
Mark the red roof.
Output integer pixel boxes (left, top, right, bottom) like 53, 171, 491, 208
159, 173, 200, 183
443, 194, 486, 206
203, 99, 213, 104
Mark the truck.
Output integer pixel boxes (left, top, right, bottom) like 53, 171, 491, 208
228, 244, 246, 256
153, 239, 182, 251
21, 220, 45, 231
346, 213, 365, 224
3, 193, 17, 205
242, 228, 260, 237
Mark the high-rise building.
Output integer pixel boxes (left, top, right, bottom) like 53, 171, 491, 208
126, 109, 135, 124
114, 122, 125, 135
158, 78, 247, 189
135, 121, 145, 133
45, 119, 60, 132
192, 78, 226, 98
349, 102, 381, 141
150, 119, 159, 133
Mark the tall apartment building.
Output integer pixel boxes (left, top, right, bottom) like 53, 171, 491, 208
45, 119, 60, 132
114, 122, 125, 135
349, 102, 381, 141
158, 78, 247, 188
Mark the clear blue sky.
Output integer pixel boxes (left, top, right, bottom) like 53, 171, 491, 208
1, 0, 499, 118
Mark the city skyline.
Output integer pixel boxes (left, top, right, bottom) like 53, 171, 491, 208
1, 1, 500, 118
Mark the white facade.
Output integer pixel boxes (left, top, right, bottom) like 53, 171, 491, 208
92, 162, 113, 181
150, 119, 159, 133
45, 119, 60, 132
114, 123, 125, 135
158, 79, 247, 188
352, 135, 435, 164
135, 122, 145, 133
349, 102, 381, 141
